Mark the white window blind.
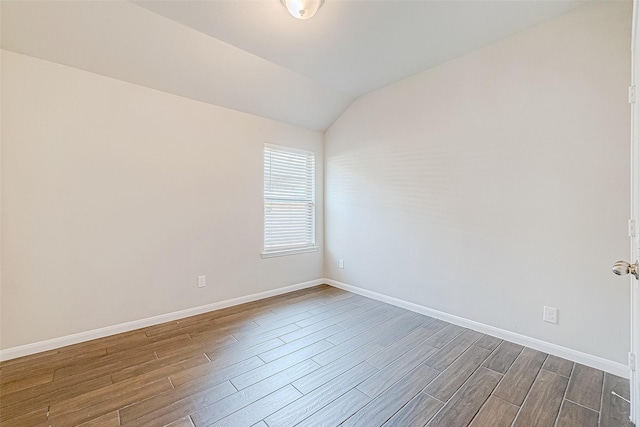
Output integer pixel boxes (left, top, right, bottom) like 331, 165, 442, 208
264, 145, 316, 255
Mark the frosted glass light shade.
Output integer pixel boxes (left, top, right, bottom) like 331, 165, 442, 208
280, 0, 324, 19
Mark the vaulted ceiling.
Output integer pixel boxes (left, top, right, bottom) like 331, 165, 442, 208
1, 0, 587, 131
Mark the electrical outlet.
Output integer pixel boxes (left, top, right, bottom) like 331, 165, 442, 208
339, 259, 344, 269
198, 275, 206, 288
543, 306, 558, 324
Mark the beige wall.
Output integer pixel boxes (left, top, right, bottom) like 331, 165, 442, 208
325, 2, 632, 364
0, 51, 324, 349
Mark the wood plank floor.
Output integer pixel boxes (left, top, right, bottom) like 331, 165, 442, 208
0, 285, 633, 427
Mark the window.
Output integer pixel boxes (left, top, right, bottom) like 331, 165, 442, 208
263, 144, 317, 257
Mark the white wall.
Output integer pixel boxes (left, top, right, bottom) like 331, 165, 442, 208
325, 2, 632, 364
0, 51, 323, 350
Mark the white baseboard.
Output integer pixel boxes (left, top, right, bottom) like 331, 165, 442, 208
0, 279, 325, 362
2, 277, 629, 379
325, 279, 630, 379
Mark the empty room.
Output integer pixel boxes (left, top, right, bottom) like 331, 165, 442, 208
1, 0, 639, 426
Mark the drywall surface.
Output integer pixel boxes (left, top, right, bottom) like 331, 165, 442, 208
325, 2, 632, 364
0, 51, 323, 349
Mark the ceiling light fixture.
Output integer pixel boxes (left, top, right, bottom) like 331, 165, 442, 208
280, 0, 324, 20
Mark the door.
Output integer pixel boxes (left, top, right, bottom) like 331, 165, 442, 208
627, 0, 640, 422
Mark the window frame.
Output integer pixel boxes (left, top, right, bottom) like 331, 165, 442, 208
261, 143, 318, 258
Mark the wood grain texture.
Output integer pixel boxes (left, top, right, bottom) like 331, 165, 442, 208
257, 328, 339, 364
474, 335, 502, 351
423, 329, 482, 371
423, 345, 491, 402
427, 368, 502, 427
265, 362, 377, 426
111, 353, 210, 384
367, 324, 443, 370
0, 285, 628, 427
422, 324, 465, 348
169, 356, 265, 391
190, 360, 319, 426
336, 305, 397, 331
600, 373, 634, 427
201, 339, 283, 375
482, 341, 524, 374
0, 371, 54, 396
565, 363, 604, 411
232, 340, 332, 390
542, 355, 574, 378
373, 314, 429, 348
357, 342, 437, 398
292, 342, 384, 394
512, 369, 568, 427
469, 396, 518, 427
295, 388, 370, 427
279, 309, 354, 343
326, 308, 403, 346
206, 384, 302, 427
0, 407, 50, 427
343, 364, 440, 427
556, 400, 599, 427
1, 375, 113, 422
75, 411, 121, 427
493, 347, 547, 406
118, 379, 236, 425
382, 392, 442, 427
48, 379, 174, 425
0, 366, 109, 407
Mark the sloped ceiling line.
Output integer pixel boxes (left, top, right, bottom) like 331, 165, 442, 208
1, 0, 586, 131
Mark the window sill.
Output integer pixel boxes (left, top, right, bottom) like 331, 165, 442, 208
261, 246, 319, 259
